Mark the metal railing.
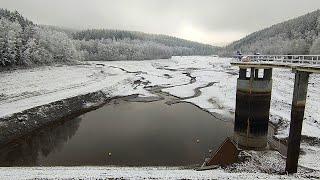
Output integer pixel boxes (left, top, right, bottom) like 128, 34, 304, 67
234, 55, 320, 65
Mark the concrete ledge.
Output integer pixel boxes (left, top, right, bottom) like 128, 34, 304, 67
234, 132, 268, 149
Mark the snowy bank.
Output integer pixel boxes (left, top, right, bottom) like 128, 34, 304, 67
0, 166, 316, 180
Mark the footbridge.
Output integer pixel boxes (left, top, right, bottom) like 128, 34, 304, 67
230, 55, 320, 174
232, 55, 320, 73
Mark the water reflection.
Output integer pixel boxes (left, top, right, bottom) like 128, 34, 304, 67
0, 117, 81, 166
0, 99, 232, 167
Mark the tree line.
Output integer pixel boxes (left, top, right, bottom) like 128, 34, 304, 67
0, 9, 217, 68
0, 9, 82, 68
219, 10, 320, 56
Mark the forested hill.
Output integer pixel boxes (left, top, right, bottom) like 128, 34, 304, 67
220, 9, 320, 56
0, 9, 33, 28
73, 29, 217, 54
0, 9, 83, 68
0, 8, 218, 68
72, 29, 218, 60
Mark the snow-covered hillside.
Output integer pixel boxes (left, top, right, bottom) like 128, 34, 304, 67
221, 9, 320, 56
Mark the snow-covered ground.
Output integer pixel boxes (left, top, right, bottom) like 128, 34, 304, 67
1, 56, 320, 178
105, 56, 320, 140
0, 64, 150, 118
0, 166, 316, 180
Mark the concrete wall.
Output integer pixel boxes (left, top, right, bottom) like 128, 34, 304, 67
234, 68, 272, 149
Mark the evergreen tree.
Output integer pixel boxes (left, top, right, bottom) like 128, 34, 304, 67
310, 37, 320, 54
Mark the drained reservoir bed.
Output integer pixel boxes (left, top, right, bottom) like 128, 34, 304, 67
0, 98, 232, 167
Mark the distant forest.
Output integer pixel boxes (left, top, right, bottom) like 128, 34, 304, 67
72, 29, 217, 61
0, 9, 217, 68
2, 8, 320, 68
219, 10, 320, 56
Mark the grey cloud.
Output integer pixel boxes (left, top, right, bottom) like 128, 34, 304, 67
0, 0, 319, 45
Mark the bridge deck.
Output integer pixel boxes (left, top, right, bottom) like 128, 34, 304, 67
230, 55, 320, 73
231, 62, 320, 73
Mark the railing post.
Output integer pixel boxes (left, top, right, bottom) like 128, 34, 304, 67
299, 56, 301, 64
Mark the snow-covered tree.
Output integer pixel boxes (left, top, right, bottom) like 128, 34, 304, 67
0, 18, 23, 66
0, 9, 83, 68
221, 9, 320, 56
310, 37, 320, 54
72, 29, 217, 60
0, 8, 217, 67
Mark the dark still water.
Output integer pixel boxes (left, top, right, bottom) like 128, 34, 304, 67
0, 99, 233, 167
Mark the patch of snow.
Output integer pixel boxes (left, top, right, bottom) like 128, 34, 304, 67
0, 166, 310, 180
162, 82, 207, 98
299, 143, 320, 171
227, 150, 286, 174
0, 65, 145, 118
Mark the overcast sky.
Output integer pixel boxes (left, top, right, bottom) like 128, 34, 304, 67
1, 0, 320, 46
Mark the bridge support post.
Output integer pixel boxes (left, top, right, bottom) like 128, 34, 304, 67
234, 67, 273, 149
286, 70, 310, 174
